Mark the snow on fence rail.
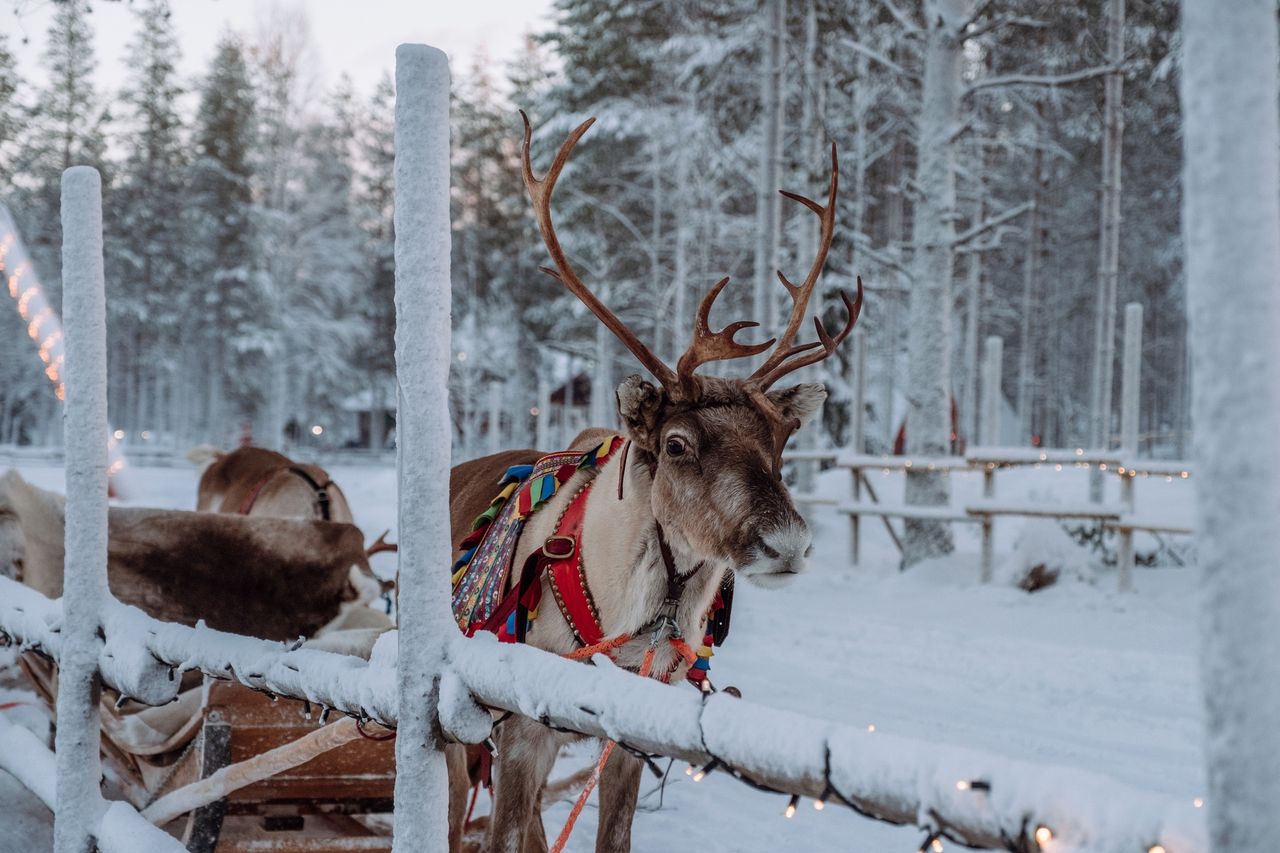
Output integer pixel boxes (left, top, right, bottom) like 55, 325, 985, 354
786, 313, 1194, 589
0, 43, 1208, 853
0, 575, 1209, 853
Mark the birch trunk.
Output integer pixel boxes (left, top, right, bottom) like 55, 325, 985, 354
1088, 0, 1125, 497
752, 0, 785, 331
880, 137, 906, 450
902, 0, 961, 565
591, 321, 612, 428
1182, 1, 1280, 848
670, 121, 691, 364
1016, 113, 1045, 445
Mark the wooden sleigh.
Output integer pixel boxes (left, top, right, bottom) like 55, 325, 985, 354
1, 472, 399, 852
21, 655, 397, 852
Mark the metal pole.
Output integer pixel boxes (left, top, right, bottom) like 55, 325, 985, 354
53, 166, 109, 853
392, 43, 452, 853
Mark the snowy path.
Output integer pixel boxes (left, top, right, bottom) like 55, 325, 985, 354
0, 460, 1203, 851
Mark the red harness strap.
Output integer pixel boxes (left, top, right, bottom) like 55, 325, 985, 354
543, 480, 603, 646
237, 472, 276, 515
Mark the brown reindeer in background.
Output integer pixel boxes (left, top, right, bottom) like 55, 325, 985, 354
189, 445, 394, 612
444, 112, 862, 853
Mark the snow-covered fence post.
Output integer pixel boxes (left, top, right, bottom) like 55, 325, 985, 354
1116, 302, 1142, 591
1119, 302, 1142, 459
54, 166, 110, 853
392, 43, 453, 852
980, 336, 1002, 447
848, 328, 867, 564
1182, 1, 1280, 848
979, 336, 1002, 582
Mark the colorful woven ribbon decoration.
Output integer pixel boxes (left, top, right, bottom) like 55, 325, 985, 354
451, 436, 625, 634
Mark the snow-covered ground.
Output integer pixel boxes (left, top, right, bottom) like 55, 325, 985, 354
0, 457, 1203, 851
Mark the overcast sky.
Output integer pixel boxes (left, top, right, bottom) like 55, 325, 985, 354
8, 0, 555, 99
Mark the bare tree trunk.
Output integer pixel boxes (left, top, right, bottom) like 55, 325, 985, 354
1181, 0, 1280, 847
591, 321, 612, 428
902, 0, 962, 566
671, 117, 691, 363
880, 137, 906, 450
753, 0, 786, 331
1087, 0, 1125, 496
960, 245, 982, 448
794, 0, 822, 490
1015, 110, 1045, 445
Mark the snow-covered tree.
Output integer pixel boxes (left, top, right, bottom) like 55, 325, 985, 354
188, 34, 260, 443
105, 0, 188, 436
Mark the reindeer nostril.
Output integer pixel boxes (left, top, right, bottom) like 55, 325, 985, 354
804, 545, 814, 558
760, 542, 780, 559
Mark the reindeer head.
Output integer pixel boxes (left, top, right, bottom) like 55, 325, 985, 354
521, 113, 863, 587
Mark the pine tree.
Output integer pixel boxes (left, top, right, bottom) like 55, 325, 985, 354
291, 77, 365, 425
107, 0, 188, 435
189, 34, 260, 443
355, 72, 396, 448
13, 0, 107, 304
0, 34, 19, 181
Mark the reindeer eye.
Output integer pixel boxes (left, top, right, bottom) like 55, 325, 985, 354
665, 436, 688, 457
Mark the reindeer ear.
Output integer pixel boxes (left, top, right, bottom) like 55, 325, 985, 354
616, 375, 665, 451
767, 383, 827, 427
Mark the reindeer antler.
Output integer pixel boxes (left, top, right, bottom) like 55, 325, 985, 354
365, 530, 398, 558
519, 113, 862, 415
520, 111, 679, 392
674, 277, 776, 395
747, 145, 863, 391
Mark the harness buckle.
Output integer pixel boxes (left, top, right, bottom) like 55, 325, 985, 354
541, 535, 576, 560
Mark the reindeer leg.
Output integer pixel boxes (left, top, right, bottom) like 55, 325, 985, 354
486, 716, 557, 853
446, 743, 470, 853
594, 746, 643, 853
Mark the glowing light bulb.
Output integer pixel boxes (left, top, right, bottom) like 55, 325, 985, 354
1148, 845, 1166, 853
685, 765, 694, 777
1193, 797, 1204, 808
813, 798, 825, 811
1034, 825, 1053, 845
955, 779, 970, 791
530, 406, 540, 416
692, 768, 706, 782
784, 795, 799, 818
1054, 464, 1062, 471
931, 840, 944, 853
865, 724, 876, 733
1099, 463, 1108, 471
113, 429, 125, 440
1075, 448, 1084, 456
310, 424, 324, 436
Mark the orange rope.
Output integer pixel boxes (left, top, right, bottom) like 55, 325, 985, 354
562, 633, 634, 661
550, 644, 658, 853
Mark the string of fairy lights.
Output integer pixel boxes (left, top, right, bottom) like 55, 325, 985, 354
502, 676, 1201, 853
1, 220, 128, 485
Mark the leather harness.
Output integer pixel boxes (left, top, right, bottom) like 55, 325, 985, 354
476, 439, 731, 657
238, 465, 335, 521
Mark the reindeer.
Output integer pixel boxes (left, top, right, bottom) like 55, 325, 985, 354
189, 445, 395, 613
444, 113, 862, 853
